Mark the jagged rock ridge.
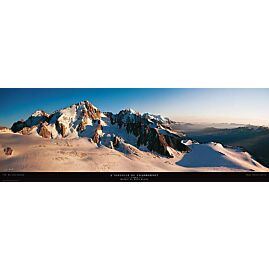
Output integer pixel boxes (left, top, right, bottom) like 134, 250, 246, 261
104, 109, 189, 157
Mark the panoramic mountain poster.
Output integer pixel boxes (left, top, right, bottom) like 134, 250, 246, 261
0, 88, 268, 181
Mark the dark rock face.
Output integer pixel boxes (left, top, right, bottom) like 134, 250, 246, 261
92, 121, 103, 143
55, 121, 68, 138
92, 131, 100, 144
76, 105, 101, 134
106, 110, 189, 158
137, 127, 169, 156
11, 120, 25, 133
136, 126, 189, 157
77, 110, 89, 133
4, 147, 13, 156
84, 100, 101, 121
113, 136, 121, 148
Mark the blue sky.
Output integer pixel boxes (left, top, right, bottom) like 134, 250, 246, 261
0, 88, 268, 127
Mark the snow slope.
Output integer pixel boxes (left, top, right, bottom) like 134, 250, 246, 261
0, 133, 268, 172
177, 142, 266, 171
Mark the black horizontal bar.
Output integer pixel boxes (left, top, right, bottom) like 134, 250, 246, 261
1, 172, 269, 182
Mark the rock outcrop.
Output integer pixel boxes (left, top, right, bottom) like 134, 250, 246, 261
19, 126, 36, 135
92, 120, 103, 144
38, 122, 52, 138
113, 136, 121, 148
55, 121, 68, 138
84, 100, 101, 120
4, 147, 13, 156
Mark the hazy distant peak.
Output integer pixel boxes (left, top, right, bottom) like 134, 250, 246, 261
125, 108, 137, 114
142, 113, 174, 124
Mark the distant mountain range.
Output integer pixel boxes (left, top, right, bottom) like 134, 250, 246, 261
171, 122, 253, 132
179, 125, 269, 167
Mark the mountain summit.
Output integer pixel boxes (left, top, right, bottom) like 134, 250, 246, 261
10, 100, 189, 157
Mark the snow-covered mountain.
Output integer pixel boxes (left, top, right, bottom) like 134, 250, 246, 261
6, 100, 268, 172
11, 100, 189, 157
